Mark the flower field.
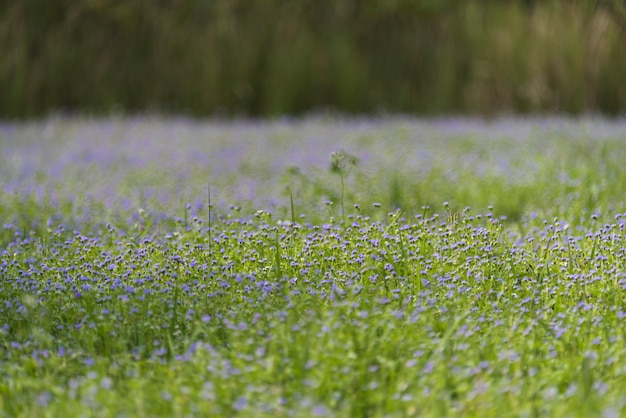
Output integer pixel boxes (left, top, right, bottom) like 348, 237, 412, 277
2, 116, 626, 417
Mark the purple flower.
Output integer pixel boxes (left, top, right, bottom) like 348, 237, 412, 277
36, 391, 52, 407
233, 396, 248, 411
423, 361, 435, 374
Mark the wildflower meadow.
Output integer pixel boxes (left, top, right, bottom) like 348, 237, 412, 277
2, 116, 626, 417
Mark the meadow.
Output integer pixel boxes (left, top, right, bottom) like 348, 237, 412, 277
2, 116, 626, 417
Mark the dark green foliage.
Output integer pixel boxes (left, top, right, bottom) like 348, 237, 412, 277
1, 0, 626, 117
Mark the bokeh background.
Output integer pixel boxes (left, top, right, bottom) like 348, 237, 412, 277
2, 0, 626, 118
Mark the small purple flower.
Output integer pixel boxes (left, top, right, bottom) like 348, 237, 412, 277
423, 361, 435, 374
233, 396, 247, 411
101, 377, 113, 390
36, 391, 52, 407
312, 405, 329, 417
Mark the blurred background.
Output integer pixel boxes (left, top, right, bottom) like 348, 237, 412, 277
2, 0, 625, 118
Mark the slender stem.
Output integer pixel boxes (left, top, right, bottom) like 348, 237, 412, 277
340, 174, 345, 224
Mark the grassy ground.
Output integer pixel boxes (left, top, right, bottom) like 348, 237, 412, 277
1, 116, 626, 417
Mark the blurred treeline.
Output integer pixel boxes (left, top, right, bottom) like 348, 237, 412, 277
2, 0, 626, 118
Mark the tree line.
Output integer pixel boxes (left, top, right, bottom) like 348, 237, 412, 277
1, 0, 625, 117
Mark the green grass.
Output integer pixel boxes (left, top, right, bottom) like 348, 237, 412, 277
1, 117, 626, 417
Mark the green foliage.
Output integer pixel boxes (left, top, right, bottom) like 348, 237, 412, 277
2, 0, 626, 117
